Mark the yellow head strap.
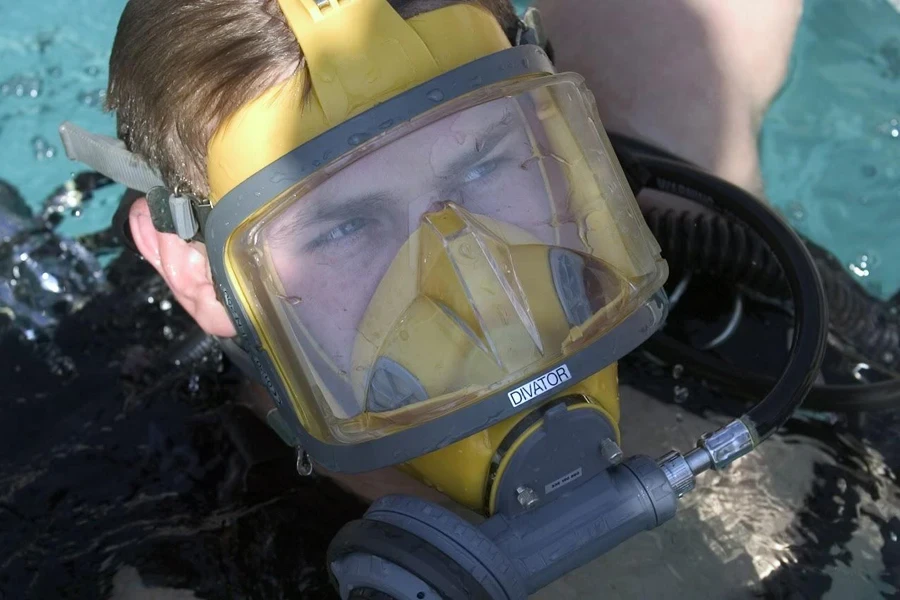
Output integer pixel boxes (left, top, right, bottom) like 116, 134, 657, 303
206, 0, 512, 203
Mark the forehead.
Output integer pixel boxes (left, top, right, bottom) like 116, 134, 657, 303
341, 96, 522, 171
266, 96, 531, 218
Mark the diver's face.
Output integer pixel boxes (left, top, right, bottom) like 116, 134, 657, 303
264, 97, 564, 372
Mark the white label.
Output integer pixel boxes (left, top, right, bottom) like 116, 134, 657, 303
508, 364, 572, 407
545, 467, 583, 494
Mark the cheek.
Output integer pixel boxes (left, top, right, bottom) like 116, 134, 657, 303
272, 242, 402, 367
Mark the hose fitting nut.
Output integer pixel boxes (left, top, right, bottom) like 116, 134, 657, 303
699, 419, 754, 471
658, 451, 695, 498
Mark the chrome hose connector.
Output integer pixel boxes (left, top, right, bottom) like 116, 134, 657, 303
699, 419, 755, 471
657, 451, 696, 498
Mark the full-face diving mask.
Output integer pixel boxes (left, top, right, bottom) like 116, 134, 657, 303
60, 1, 829, 598
60, 0, 669, 471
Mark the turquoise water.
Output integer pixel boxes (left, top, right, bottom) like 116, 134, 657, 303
1, 0, 897, 297
760, 0, 900, 301
0, 0, 125, 239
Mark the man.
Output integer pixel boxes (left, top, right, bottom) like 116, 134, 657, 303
107, 0, 801, 505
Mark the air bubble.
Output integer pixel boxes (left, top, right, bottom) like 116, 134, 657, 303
671, 364, 684, 380
787, 201, 805, 222
50, 355, 76, 378
78, 89, 105, 107
84, 65, 100, 76
848, 253, 872, 278
3, 75, 43, 98
426, 89, 444, 102
162, 325, 175, 341
32, 136, 57, 161
673, 385, 689, 404
836, 478, 847, 493
187, 374, 200, 394
160, 299, 172, 312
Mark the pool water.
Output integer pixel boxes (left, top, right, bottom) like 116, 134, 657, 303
1, 2, 899, 599
760, 0, 900, 301
2, 0, 896, 296
0, 0, 124, 239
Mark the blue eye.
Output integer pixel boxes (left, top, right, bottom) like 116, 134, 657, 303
309, 217, 369, 249
461, 160, 499, 184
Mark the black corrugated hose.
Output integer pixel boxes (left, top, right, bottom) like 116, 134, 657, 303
641, 206, 899, 368
608, 132, 900, 412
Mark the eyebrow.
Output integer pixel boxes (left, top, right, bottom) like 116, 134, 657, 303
269, 192, 390, 243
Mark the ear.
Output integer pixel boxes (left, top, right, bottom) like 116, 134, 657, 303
129, 197, 237, 338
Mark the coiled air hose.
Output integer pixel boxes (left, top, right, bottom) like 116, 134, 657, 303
641, 206, 899, 371
607, 132, 900, 412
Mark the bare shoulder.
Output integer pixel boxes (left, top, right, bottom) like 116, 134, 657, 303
535, 0, 803, 194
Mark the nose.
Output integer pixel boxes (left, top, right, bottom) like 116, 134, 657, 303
424, 199, 451, 215
409, 198, 455, 232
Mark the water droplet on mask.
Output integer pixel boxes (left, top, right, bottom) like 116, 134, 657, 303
399, 330, 409, 341
469, 75, 483, 87
671, 364, 684, 380
348, 133, 369, 146
426, 89, 444, 102
673, 385, 689, 404
287, 296, 302, 306
379, 119, 393, 130
521, 58, 530, 68
788, 201, 805, 222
